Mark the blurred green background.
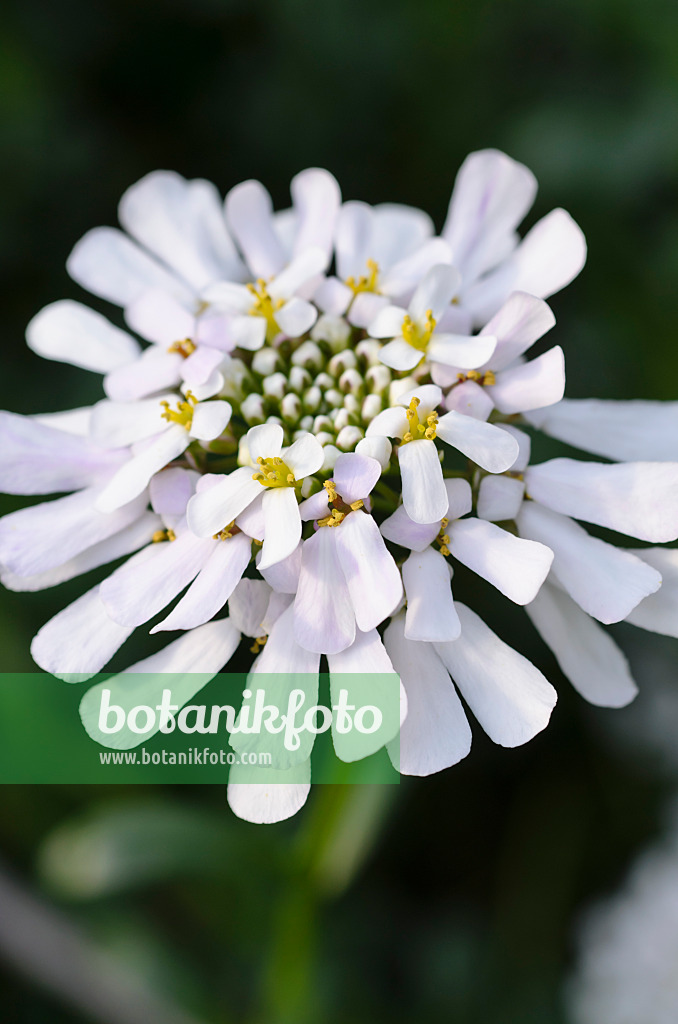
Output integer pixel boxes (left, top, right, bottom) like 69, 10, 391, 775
1, 0, 678, 1021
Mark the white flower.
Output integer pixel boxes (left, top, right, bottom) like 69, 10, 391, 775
293, 453, 403, 653
441, 148, 587, 325
315, 199, 453, 328
367, 264, 497, 373
187, 422, 324, 570
367, 383, 519, 523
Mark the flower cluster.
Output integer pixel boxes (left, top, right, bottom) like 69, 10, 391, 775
3, 150, 678, 823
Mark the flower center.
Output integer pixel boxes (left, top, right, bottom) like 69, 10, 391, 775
160, 391, 198, 430
317, 479, 364, 527
455, 369, 496, 386
212, 521, 240, 541
252, 456, 296, 488
345, 259, 380, 298
436, 518, 450, 557
402, 308, 436, 352
167, 338, 197, 359
401, 397, 438, 444
247, 279, 285, 343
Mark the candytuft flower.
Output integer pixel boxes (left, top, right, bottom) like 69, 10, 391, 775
2, 151, 677, 824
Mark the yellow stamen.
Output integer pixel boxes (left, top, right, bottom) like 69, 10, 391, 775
252, 456, 296, 489
212, 521, 239, 541
167, 338, 197, 359
250, 635, 268, 654
160, 391, 198, 430
317, 485, 366, 528
402, 308, 436, 352
436, 519, 450, 557
247, 278, 285, 344
456, 369, 496, 387
152, 528, 176, 544
345, 258, 380, 297
400, 397, 438, 444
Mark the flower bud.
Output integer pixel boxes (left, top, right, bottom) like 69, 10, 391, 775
315, 431, 335, 448
303, 386, 322, 413
356, 339, 383, 366
332, 408, 350, 432
320, 444, 341, 471
324, 387, 344, 410
314, 371, 334, 391
251, 348, 281, 377
311, 314, 351, 351
328, 349, 357, 377
263, 372, 288, 401
281, 392, 303, 424
336, 425, 364, 450
288, 366, 312, 393
343, 394, 361, 415
313, 414, 334, 434
356, 435, 392, 469
339, 368, 364, 396
292, 340, 324, 371
366, 365, 392, 394
361, 394, 383, 422
240, 393, 267, 425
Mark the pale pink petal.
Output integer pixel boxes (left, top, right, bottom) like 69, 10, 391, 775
189, 400, 232, 441
479, 291, 556, 372
294, 528, 356, 653
335, 511, 403, 631
380, 504, 441, 552
333, 453, 382, 503
187, 467, 262, 537
95, 426, 190, 513
436, 411, 519, 473
225, 179, 286, 279
488, 346, 565, 414
403, 547, 460, 642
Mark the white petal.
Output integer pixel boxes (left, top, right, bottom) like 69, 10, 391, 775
67, 227, 192, 308
526, 582, 638, 708
443, 380, 494, 421
218, 314, 267, 351
248, 422, 284, 462
476, 475, 525, 522
95, 426, 190, 513
227, 759, 311, 824
228, 577, 272, 637
525, 399, 678, 463
335, 511, 403, 631
478, 291, 556, 372
0, 412, 125, 495
398, 439, 449, 525
0, 486, 148, 576
464, 209, 586, 325
333, 453, 381, 503
298, 490, 330, 522
90, 395, 177, 449
436, 411, 519, 473
1, 512, 160, 593
367, 304, 407, 339
269, 248, 328, 301
328, 629, 402, 762
284, 432, 324, 478
517, 501, 662, 624
104, 348, 183, 402
365, 406, 408, 440
488, 346, 565, 414
257, 541, 302, 594
32, 407, 92, 436
381, 238, 453, 299
150, 467, 197, 515
377, 338, 423, 371
153, 531, 251, 632
427, 332, 498, 371
314, 276, 352, 316
274, 296, 318, 337
409, 264, 460, 322
290, 168, 341, 261
31, 586, 133, 683
525, 458, 678, 543
355, 435, 392, 469
348, 292, 389, 328
258, 487, 302, 570
625, 548, 678, 638
27, 300, 140, 372
80, 621, 241, 747
449, 517, 553, 605
380, 504, 441, 552
225, 179, 285, 279
258, 601, 322, 672
181, 346, 226, 388
398, 383, 443, 410
189, 400, 232, 441
293, 527, 356, 654
187, 467, 262, 537
442, 149, 537, 283
384, 614, 471, 776
124, 288, 194, 344
100, 531, 215, 627
444, 478, 473, 519
499, 424, 531, 470
435, 602, 557, 747
119, 170, 245, 290
403, 547, 460, 642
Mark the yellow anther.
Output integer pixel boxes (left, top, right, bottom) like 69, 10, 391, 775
160, 391, 198, 430
247, 278, 285, 343
401, 398, 438, 444
252, 456, 297, 489
212, 521, 238, 541
152, 528, 176, 544
318, 486, 366, 528
440, 517, 449, 528
345, 258, 380, 297
250, 635, 268, 654
167, 338, 197, 358
402, 308, 436, 352
323, 479, 338, 502
456, 369, 496, 387
349, 499, 364, 511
